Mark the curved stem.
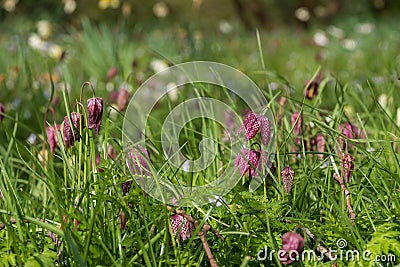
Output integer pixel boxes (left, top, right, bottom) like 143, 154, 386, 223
79, 82, 96, 104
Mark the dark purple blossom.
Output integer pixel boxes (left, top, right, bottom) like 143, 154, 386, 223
122, 180, 133, 196
234, 148, 261, 177
281, 166, 294, 193
279, 232, 305, 265
87, 97, 103, 134
120, 211, 128, 230
171, 214, 193, 242
46, 124, 61, 153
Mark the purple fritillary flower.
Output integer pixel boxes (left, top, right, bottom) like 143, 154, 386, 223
239, 112, 260, 141
238, 112, 271, 146
291, 112, 302, 136
171, 214, 193, 242
63, 112, 82, 148
87, 97, 103, 134
341, 153, 355, 183
0, 103, 5, 121
234, 148, 261, 177
279, 232, 305, 265
126, 145, 152, 184
259, 116, 271, 146
46, 124, 61, 153
338, 122, 365, 139
281, 166, 294, 194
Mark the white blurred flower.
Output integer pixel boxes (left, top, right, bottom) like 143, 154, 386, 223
378, 94, 387, 108
167, 82, 178, 102
356, 23, 374, 34
37, 20, 52, 39
341, 39, 357, 51
294, 7, 310, 22
63, 0, 76, 14
3, 0, 18, 12
327, 25, 344, 39
28, 34, 45, 50
150, 59, 168, 73
27, 133, 37, 145
153, 2, 169, 18
313, 31, 329, 47
397, 107, 400, 127
208, 195, 225, 207
269, 82, 278, 90
181, 160, 190, 172
218, 20, 233, 34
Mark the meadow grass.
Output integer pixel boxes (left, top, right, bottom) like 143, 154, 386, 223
0, 16, 400, 266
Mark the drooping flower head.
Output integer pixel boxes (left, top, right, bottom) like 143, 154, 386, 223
63, 112, 82, 148
234, 148, 261, 177
279, 232, 305, 265
338, 122, 365, 139
171, 214, 193, 242
315, 133, 326, 161
87, 97, 103, 134
46, 124, 61, 153
238, 111, 271, 146
281, 166, 294, 194
0, 103, 5, 121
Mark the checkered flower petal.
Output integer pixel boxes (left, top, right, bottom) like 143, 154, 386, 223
171, 214, 193, 242
259, 116, 271, 146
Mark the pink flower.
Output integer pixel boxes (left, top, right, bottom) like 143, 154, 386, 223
234, 148, 261, 177
171, 214, 193, 242
291, 112, 302, 136
238, 111, 271, 146
315, 134, 326, 161
338, 123, 365, 139
281, 166, 294, 193
0, 103, 5, 121
46, 124, 61, 153
279, 232, 305, 265
87, 97, 103, 134
106, 67, 118, 81
117, 89, 130, 111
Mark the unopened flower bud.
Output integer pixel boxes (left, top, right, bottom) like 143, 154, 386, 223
281, 166, 294, 193
117, 89, 130, 111
46, 124, 61, 153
